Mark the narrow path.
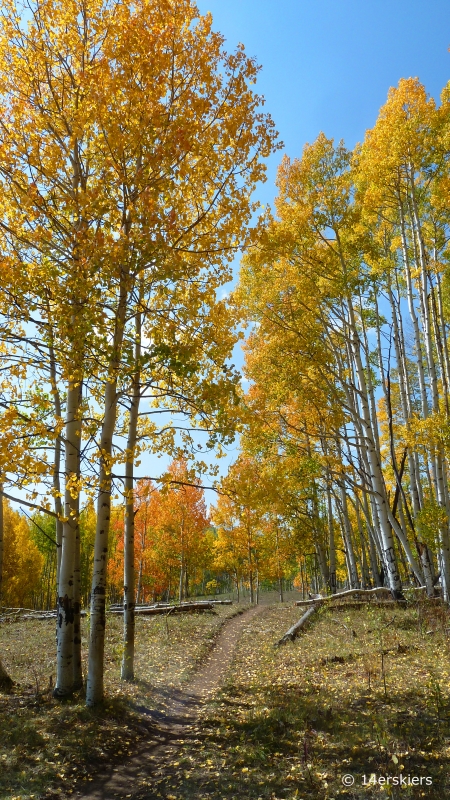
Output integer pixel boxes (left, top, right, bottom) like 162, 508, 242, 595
76, 604, 265, 800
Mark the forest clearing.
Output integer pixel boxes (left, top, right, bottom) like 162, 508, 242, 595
2, 595, 450, 799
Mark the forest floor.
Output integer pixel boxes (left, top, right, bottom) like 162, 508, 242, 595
1, 596, 450, 800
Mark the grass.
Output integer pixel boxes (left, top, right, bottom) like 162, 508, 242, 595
149, 598, 450, 800
0, 603, 239, 800
2, 598, 450, 800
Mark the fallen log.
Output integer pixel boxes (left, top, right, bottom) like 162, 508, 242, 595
295, 587, 395, 607
108, 599, 232, 612
275, 603, 321, 647
107, 601, 215, 616
18, 610, 88, 620
329, 601, 402, 610
208, 599, 233, 605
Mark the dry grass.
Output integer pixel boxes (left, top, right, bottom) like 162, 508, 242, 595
153, 599, 450, 800
3, 599, 450, 800
0, 603, 239, 800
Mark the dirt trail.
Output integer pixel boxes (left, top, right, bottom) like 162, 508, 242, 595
76, 604, 265, 800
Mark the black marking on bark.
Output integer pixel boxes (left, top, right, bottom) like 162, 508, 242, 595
58, 594, 74, 625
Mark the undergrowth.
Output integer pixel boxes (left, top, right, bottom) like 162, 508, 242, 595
0, 604, 238, 799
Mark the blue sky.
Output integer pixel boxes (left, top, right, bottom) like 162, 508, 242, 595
193, 0, 450, 485
198, 0, 450, 205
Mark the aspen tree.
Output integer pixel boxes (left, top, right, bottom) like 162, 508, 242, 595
0, 0, 277, 704
121, 287, 143, 681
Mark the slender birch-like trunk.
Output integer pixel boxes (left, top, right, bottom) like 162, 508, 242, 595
408, 185, 450, 599
417, 541, 436, 597
73, 491, 82, 690
337, 484, 359, 588
275, 525, 284, 602
354, 498, 370, 588
179, 517, 185, 604
367, 528, 382, 587
326, 481, 337, 593
430, 276, 449, 414
48, 339, 63, 596
86, 266, 130, 707
346, 296, 403, 596
387, 284, 422, 517
399, 199, 429, 418
361, 489, 383, 564
0, 485, 3, 606
136, 557, 143, 605
54, 379, 82, 697
436, 270, 450, 398
314, 539, 329, 588
247, 517, 254, 603
121, 298, 142, 681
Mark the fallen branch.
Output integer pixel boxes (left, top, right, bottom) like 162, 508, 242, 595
275, 603, 321, 646
107, 602, 215, 616
295, 587, 394, 607
208, 600, 233, 605
327, 601, 402, 610
108, 599, 232, 611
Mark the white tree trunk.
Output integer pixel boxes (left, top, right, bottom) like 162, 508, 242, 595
399, 200, 429, 418
121, 300, 142, 681
73, 491, 82, 690
417, 542, 436, 597
0, 487, 3, 606
338, 483, 359, 588
54, 380, 82, 698
326, 481, 337, 593
86, 270, 130, 706
387, 284, 421, 517
346, 297, 403, 596
48, 337, 63, 596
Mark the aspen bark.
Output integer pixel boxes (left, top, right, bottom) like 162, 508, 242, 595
73, 490, 82, 690
408, 189, 450, 596
179, 517, 185, 604
387, 283, 421, 517
417, 542, 436, 597
394, 269, 424, 509
436, 271, 450, 397
86, 375, 121, 705
337, 484, 359, 589
399, 200, 429, 418
355, 498, 370, 588
48, 333, 63, 595
0, 488, 3, 606
86, 267, 130, 707
326, 481, 337, 593
121, 299, 142, 682
54, 380, 82, 698
430, 277, 449, 414
314, 539, 329, 589
275, 525, 284, 602
346, 297, 403, 596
